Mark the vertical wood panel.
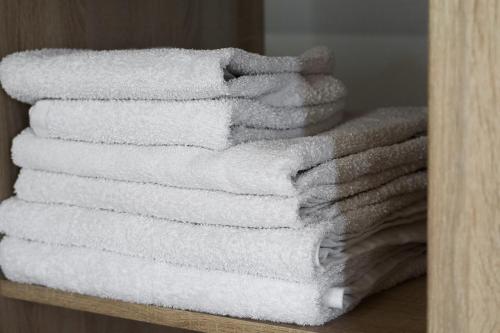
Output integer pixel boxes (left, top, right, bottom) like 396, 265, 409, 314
428, 0, 500, 332
0, 0, 262, 332
236, 0, 264, 52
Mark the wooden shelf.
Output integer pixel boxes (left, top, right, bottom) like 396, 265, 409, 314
0, 277, 426, 333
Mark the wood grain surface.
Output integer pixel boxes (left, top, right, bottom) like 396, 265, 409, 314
428, 0, 500, 332
0, 277, 426, 333
0, 1, 263, 332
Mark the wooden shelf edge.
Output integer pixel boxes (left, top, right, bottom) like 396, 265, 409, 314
0, 277, 427, 333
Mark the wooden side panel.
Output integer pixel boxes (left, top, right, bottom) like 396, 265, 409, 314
0, 1, 263, 332
428, 0, 500, 332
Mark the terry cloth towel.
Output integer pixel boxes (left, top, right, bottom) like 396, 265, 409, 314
0, 236, 427, 325
0, 47, 346, 104
0, 197, 426, 282
13, 130, 426, 204
28, 99, 346, 149
13, 107, 427, 197
14, 168, 427, 228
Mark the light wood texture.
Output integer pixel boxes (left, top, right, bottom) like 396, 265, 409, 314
428, 0, 500, 332
0, 296, 193, 333
0, 1, 262, 332
0, 278, 426, 333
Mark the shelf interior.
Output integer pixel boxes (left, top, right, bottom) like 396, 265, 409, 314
0, 276, 426, 333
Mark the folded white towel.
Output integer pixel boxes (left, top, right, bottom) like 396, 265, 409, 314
0, 236, 426, 325
29, 99, 346, 149
0, 47, 345, 104
14, 130, 426, 206
0, 197, 426, 282
14, 168, 426, 228
13, 107, 427, 197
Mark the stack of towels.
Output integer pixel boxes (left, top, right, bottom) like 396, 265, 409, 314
0, 47, 427, 325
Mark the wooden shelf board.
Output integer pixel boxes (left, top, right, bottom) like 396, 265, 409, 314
0, 277, 426, 333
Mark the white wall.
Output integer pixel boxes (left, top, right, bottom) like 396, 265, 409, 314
265, 0, 428, 112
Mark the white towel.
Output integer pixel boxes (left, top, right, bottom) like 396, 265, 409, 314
0, 236, 427, 325
14, 168, 427, 228
14, 130, 426, 205
0, 47, 345, 104
13, 107, 427, 197
29, 99, 346, 149
0, 197, 426, 282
